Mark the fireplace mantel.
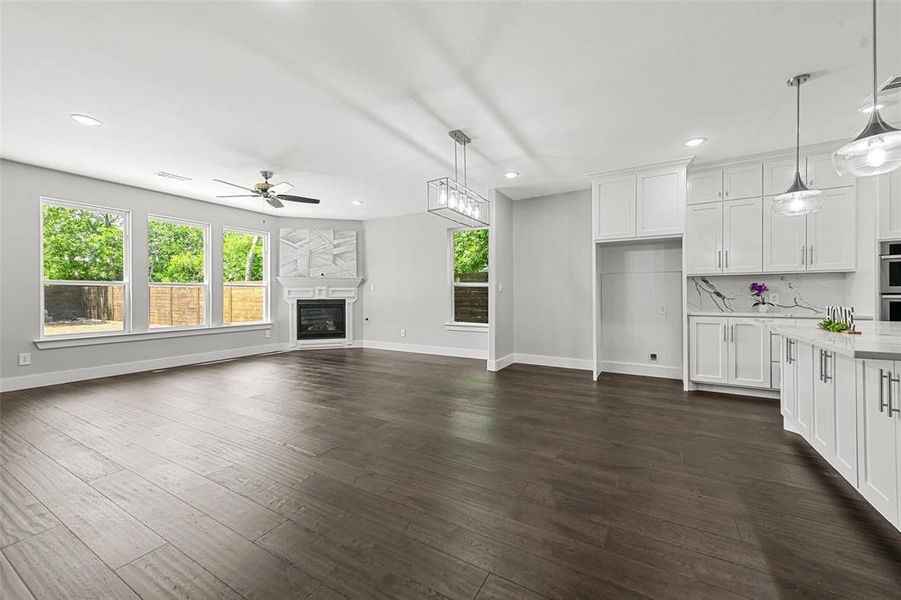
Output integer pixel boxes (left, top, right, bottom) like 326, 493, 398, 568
277, 276, 364, 348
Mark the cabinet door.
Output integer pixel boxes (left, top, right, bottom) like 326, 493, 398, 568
781, 338, 797, 426
689, 318, 727, 384
806, 153, 854, 190
807, 187, 856, 271
832, 353, 858, 485
763, 157, 800, 197
879, 169, 901, 240
723, 198, 762, 273
763, 201, 807, 272
727, 318, 770, 388
795, 341, 814, 440
811, 348, 836, 457
858, 359, 898, 523
687, 169, 723, 205
594, 174, 636, 240
723, 164, 762, 200
685, 202, 723, 275
636, 166, 684, 238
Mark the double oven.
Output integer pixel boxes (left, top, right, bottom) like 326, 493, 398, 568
881, 241, 901, 320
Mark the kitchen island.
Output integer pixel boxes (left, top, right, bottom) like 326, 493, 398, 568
762, 320, 901, 532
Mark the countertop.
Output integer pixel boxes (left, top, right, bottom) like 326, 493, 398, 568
760, 320, 901, 360
688, 311, 822, 319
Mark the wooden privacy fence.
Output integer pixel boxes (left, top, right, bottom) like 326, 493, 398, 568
44, 284, 125, 322
223, 284, 265, 324
150, 285, 206, 327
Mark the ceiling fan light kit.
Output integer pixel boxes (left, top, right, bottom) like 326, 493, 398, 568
773, 73, 823, 217
832, 0, 901, 177
427, 130, 491, 228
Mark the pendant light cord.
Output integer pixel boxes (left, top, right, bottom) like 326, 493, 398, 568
872, 0, 878, 110
795, 78, 801, 173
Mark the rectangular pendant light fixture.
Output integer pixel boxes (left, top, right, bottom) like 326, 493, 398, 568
426, 130, 491, 227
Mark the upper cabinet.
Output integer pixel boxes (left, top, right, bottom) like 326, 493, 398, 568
591, 159, 689, 242
806, 153, 854, 190
763, 158, 797, 197
687, 169, 723, 205
879, 168, 901, 240
723, 164, 763, 200
764, 153, 854, 196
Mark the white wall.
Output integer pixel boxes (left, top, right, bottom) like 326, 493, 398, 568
511, 189, 593, 368
599, 240, 683, 378
360, 212, 488, 358
0, 160, 363, 390
489, 190, 514, 369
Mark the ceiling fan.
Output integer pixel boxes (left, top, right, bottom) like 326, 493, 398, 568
213, 170, 321, 208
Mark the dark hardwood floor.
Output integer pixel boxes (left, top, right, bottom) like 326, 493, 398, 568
1, 348, 900, 599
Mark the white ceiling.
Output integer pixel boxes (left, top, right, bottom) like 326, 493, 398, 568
2, 1, 900, 220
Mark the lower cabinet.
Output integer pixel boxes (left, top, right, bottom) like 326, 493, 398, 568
781, 337, 796, 423
810, 348, 858, 484
689, 317, 770, 388
795, 341, 814, 440
859, 359, 899, 524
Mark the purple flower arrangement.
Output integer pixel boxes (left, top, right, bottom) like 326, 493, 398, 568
749, 282, 772, 308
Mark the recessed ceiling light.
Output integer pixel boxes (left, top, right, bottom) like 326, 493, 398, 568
683, 137, 707, 147
70, 113, 102, 127
503, 171, 520, 179
860, 103, 885, 113
351, 199, 364, 206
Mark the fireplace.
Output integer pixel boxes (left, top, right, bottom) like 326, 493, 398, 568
297, 300, 346, 340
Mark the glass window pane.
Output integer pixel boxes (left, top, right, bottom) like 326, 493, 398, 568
149, 285, 206, 328
453, 229, 489, 283
43, 284, 125, 336
453, 286, 488, 323
148, 219, 206, 283
42, 204, 124, 281
223, 231, 265, 283
224, 285, 265, 324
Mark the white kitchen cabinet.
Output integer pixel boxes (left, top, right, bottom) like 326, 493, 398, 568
806, 153, 853, 190
811, 348, 837, 457
723, 198, 762, 273
685, 202, 722, 274
593, 173, 636, 241
859, 359, 899, 524
878, 169, 901, 240
762, 187, 856, 273
689, 317, 770, 389
723, 164, 762, 200
687, 169, 723, 205
807, 187, 856, 271
636, 165, 684, 238
763, 157, 799, 197
781, 337, 797, 424
727, 318, 770, 388
833, 353, 858, 485
689, 317, 727, 384
795, 341, 814, 440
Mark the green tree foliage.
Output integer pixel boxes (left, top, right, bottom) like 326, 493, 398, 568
223, 231, 264, 282
147, 220, 205, 283
453, 228, 489, 279
42, 205, 124, 281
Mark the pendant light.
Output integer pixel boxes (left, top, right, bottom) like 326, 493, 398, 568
832, 0, 901, 177
773, 74, 822, 217
426, 130, 490, 227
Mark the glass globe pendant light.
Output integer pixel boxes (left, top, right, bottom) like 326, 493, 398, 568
773, 74, 822, 217
832, 0, 901, 177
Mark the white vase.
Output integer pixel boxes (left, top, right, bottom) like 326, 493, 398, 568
755, 304, 770, 313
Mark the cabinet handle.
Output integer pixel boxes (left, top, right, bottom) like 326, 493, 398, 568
788, 339, 794, 364
823, 351, 831, 382
808, 179, 814, 186
718, 191, 722, 198
801, 246, 806, 266
725, 190, 730, 197
818, 349, 823, 382
725, 249, 729, 269
717, 250, 722, 269
809, 245, 814, 265
730, 324, 735, 343
785, 338, 791, 364
890, 374, 901, 415
879, 369, 888, 412
723, 324, 727, 343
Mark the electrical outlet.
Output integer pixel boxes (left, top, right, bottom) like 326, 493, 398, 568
649, 353, 658, 363
18, 352, 31, 366
400, 328, 406, 337
658, 304, 666, 315
264, 330, 271, 339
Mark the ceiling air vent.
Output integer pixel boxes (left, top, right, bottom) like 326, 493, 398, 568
155, 171, 192, 181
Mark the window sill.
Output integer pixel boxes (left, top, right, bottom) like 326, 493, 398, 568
444, 322, 489, 332
34, 322, 273, 349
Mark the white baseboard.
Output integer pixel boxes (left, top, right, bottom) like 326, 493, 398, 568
361, 339, 488, 360
487, 353, 515, 371
693, 382, 779, 399
600, 360, 682, 380
514, 353, 593, 371
0, 343, 292, 392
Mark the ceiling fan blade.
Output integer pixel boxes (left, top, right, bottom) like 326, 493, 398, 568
269, 181, 294, 195
213, 179, 257, 193
217, 194, 259, 198
265, 197, 284, 209
277, 194, 321, 205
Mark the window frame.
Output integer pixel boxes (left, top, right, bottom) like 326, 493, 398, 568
221, 226, 270, 326
447, 226, 489, 327
146, 214, 211, 331
39, 197, 132, 340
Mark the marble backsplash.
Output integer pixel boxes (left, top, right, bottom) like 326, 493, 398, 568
687, 273, 848, 315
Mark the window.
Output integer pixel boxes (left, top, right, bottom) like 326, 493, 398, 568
450, 228, 489, 324
222, 228, 268, 324
41, 200, 130, 337
147, 216, 209, 329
